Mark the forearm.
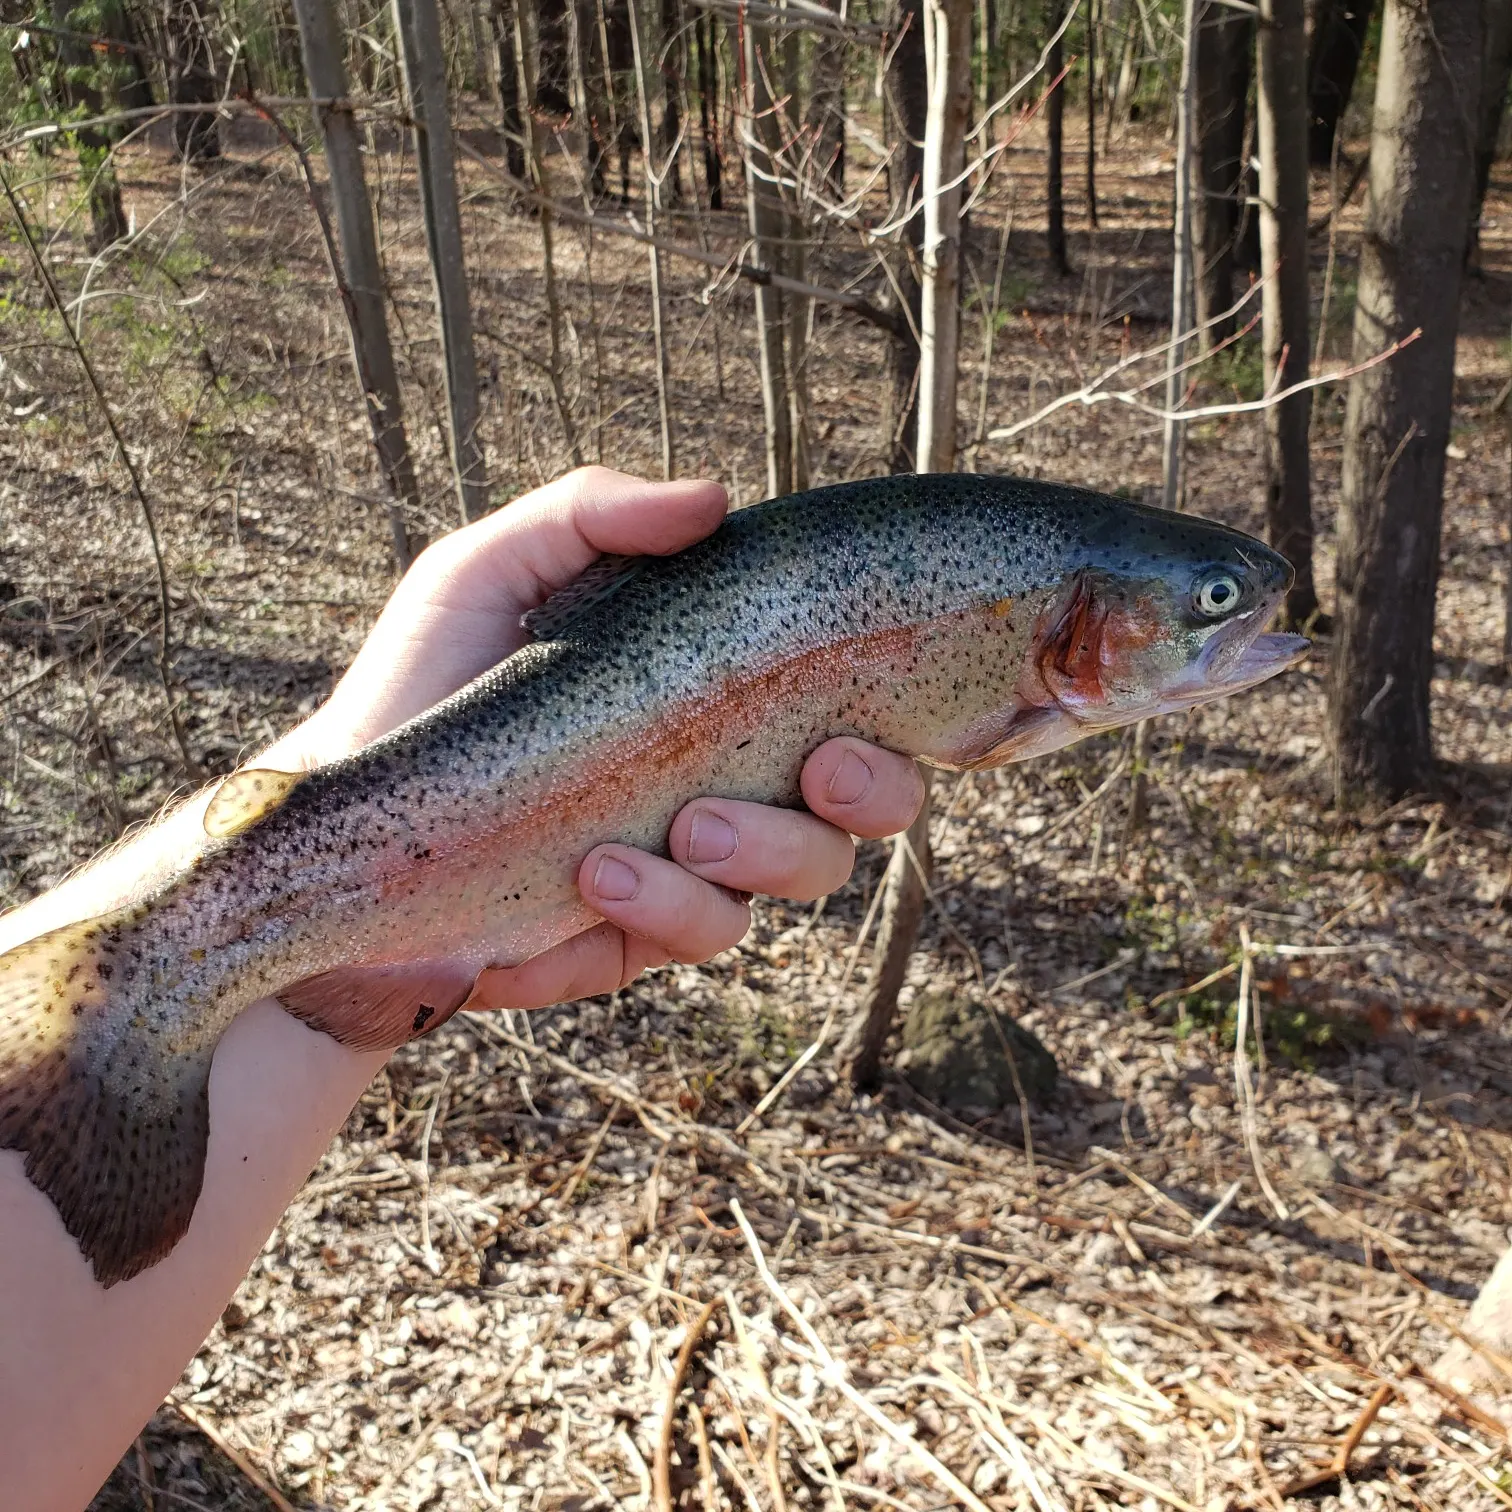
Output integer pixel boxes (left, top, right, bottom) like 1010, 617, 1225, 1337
0, 763, 388, 1510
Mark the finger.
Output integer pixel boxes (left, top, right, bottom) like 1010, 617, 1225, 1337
800, 738, 927, 839
668, 798, 856, 902
579, 845, 752, 962
469, 923, 672, 1012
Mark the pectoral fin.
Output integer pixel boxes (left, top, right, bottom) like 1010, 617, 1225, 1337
929, 706, 1080, 771
277, 961, 477, 1051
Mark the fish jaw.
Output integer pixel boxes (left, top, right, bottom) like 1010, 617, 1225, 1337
1160, 628, 1311, 710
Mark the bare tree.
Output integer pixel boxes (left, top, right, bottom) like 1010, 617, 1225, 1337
1468, 0, 1512, 269
1305, 0, 1378, 165
1085, 0, 1098, 226
1256, 0, 1317, 625
628, 0, 676, 477
1189, 0, 1250, 347
47, 0, 129, 249
1329, 0, 1483, 799
514, 0, 586, 464
292, 0, 423, 568
395, 0, 490, 522
1045, 15, 1069, 275
658, 0, 686, 204
742, 15, 795, 495
882, 0, 926, 474
165, 0, 221, 163
694, 6, 723, 208
492, 0, 529, 178
845, 0, 969, 1092
809, 26, 846, 196
915, 0, 970, 472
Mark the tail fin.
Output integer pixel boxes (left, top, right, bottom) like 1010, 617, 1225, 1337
0, 910, 211, 1287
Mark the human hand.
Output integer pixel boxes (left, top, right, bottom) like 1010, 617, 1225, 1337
277, 467, 925, 1010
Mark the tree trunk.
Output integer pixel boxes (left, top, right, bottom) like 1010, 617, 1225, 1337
492, 0, 529, 178
917, 0, 971, 472
1132, 0, 1199, 834
1467, 0, 1512, 269
1257, 0, 1317, 626
1046, 20, 1070, 275
658, 0, 685, 204
809, 28, 846, 197
1085, 0, 1098, 226
844, 0, 968, 1092
628, 0, 676, 477
536, 0, 573, 115
1189, 0, 1251, 346
841, 770, 933, 1092
1305, 0, 1378, 166
100, 0, 155, 114
515, 0, 586, 465
165, 0, 221, 163
395, 0, 490, 523
575, 0, 612, 200
1161, 0, 1197, 512
695, 9, 722, 208
48, 0, 129, 249
292, 0, 423, 569
743, 15, 793, 497
1329, 0, 1482, 801
883, 0, 926, 474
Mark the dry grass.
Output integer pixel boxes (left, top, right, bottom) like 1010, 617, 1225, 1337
3, 103, 1512, 1510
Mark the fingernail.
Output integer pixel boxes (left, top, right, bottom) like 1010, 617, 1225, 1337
687, 809, 738, 864
592, 854, 641, 901
827, 749, 873, 806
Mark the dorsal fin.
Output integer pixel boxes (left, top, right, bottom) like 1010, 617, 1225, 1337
520, 553, 647, 640
204, 767, 305, 839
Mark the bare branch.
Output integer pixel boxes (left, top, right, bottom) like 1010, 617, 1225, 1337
0, 163, 200, 778
453, 137, 905, 338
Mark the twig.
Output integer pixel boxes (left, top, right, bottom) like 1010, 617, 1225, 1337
170, 1399, 298, 1512
989, 328, 1422, 441
417, 1071, 449, 1275
1235, 925, 1288, 1219
1147, 960, 1238, 1009
1279, 1381, 1395, 1495
0, 164, 200, 779
654, 1296, 724, 1512
730, 1200, 996, 1512
454, 138, 905, 338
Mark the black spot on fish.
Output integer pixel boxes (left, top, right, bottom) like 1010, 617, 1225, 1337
412, 1004, 436, 1034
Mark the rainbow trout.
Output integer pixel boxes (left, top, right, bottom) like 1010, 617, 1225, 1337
0, 475, 1306, 1283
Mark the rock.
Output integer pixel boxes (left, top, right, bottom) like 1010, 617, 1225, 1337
1288, 1143, 1339, 1187
897, 988, 1058, 1112
1433, 1243, 1512, 1396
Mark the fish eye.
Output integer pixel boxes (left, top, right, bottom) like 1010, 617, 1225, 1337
1193, 569, 1242, 619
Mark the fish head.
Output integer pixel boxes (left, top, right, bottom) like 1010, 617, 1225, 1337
1037, 515, 1308, 730
951, 511, 1308, 769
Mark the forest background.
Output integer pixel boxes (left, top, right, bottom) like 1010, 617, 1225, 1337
4, 0, 1512, 1506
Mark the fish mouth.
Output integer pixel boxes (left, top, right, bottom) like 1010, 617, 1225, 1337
1161, 625, 1310, 711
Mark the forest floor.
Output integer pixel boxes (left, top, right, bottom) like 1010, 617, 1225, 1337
4, 104, 1512, 1511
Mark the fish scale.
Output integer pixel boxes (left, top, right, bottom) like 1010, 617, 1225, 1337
0, 473, 1306, 1285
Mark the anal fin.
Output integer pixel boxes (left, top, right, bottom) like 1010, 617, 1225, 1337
277, 961, 477, 1052
0, 909, 211, 1287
